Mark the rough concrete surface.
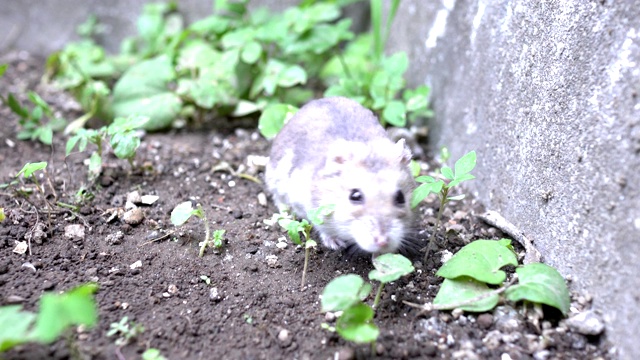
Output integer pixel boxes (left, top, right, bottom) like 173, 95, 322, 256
387, 1, 639, 358
2, 0, 638, 358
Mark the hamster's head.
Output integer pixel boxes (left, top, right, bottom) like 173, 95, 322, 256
314, 138, 415, 253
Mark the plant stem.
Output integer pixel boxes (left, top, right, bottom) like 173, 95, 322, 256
373, 283, 385, 309
301, 244, 310, 290
424, 187, 449, 263
198, 205, 211, 257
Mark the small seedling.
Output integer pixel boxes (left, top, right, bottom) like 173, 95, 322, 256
321, 274, 378, 345
66, 115, 149, 180
142, 348, 167, 360
265, 210, 317, 290
321, 253, 414, 353
16, 162, 48, 196
411, 150, 476, 259
0, 283, 98, 353
368, 253, 415, 309
170, 201, 213, 257
266, 204, 334, 290
406, 239, 570, 317
1, 86, 66, 145
0, 208, 5, 222
107, 316, 145, 347
200, 275, 212, 285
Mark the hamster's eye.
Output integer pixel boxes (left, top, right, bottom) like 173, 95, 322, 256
393, 190, 405, 206
349, 189, 364, 204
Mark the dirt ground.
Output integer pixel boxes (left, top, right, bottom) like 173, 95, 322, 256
0, 52, 613, 360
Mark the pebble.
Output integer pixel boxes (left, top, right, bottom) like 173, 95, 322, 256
335, 347, 355, 360
565, 310, 605, 335
278, 329, 290, 342
123, 208, 145, 225
477, 313, 494, 329
64, 224, 85, 241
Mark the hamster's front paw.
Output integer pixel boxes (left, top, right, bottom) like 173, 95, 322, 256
320, 233, 345, 250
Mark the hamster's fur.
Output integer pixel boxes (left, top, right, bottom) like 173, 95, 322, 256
266, 97, 415, 253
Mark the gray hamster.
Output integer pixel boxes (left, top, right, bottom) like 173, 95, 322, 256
265, 97, 415, 253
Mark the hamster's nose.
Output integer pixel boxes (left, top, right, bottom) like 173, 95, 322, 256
374, 236, 389, 247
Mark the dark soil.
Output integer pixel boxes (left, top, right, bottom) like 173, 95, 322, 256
0, 52, 612, 360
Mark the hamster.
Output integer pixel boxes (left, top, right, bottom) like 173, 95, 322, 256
265, 96, 415, 253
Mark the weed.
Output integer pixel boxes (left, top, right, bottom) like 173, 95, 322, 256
47, 1, 356, 131
0, 283, 98, 353
170, 201, 215, 257
107, 316, 145, 347
16, 162, 48, 196
0, 65, 65, 145
66, 115, 149, 180
321, 253, 414, 352
405, 239, 570, 316
265, 210, 318, 290
411, 150, 476, 260
368, 253, 415, 309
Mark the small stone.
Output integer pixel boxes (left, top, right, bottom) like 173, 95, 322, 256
336, 347, 355, 360
123, 208, 145, 225
141, 195, 159, 205
477, 313, 494, 329
127, 191, 142, 204
13, 241, 28, 254
105, 231, 124, 245
266, 255, 279, 268
209, 287, 221, 301
232, 210, 243, 219
64, 224, 85, 241
6, 295, 25, 304
451, 308, 463, 319
278, 329, 290, 342
375, 343, 385, 355
325, 312, 336, 322
565, 310, 605, 336
257, 192, 267, 207
168, 284, 178, 294
129, 260, 142, 270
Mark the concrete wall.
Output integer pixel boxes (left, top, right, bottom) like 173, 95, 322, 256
2, 0, 638, 358
386, 1, 639, 358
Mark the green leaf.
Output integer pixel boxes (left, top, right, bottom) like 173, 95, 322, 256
433, 277, 500, 312
171, 201, 197, 226
32, 283, 98, 343
321, 274, 372, 312
369, 254, 415, 284
37, 127, 53, 145
454, 151, 477, 177
107, 115, 149, 135
110, 132, 140, 160
0, 63, 7, 77
307, 204, 335, 225
241, 41, 262, 64
505, 263, 571, 316
441, 166, 454, 180
7, 94, 28, 119
448, 173, 476, 188
17, 162, 47, 178
112, 55, 181, 131
85, 152, 101, 179
436, 239, 518, 285
409, 160, 421, 178
258, 103, 298, 139
0, 305, 36, 352
403, 85, 430, 112
410, 180, 444, 209
382, 100, 406, 127
0, 208, 5, 222
336, 303, 379, 344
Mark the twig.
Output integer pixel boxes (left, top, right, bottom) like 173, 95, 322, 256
477, 210, 541, 264
403, 276, 518, 315
138, 231, 174, 246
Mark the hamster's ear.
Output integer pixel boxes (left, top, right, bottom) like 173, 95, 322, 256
395, 139, 412, 165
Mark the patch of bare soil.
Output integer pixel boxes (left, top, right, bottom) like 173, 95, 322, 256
0, 53, 612, 359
